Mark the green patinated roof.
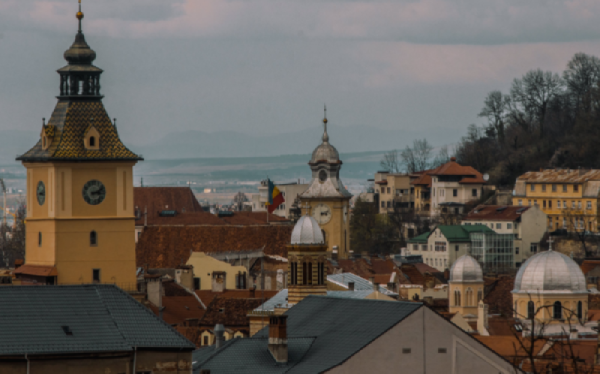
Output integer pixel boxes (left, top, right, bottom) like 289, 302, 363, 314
407, 225, 493, 244
0, 284, 195, 356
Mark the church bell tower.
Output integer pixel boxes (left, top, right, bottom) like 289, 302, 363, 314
14, 2, 142, 288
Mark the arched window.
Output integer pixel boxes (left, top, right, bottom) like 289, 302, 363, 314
553, 301, 562, 320
527, 301, 535, 319
317, 261, 325, 285
577, 301, 583, 319
477, 289, 483, 303
465, 288, 473, 306
90, 231, 97, 246
302, 262, 308, 285
307, 261, 313, 285
454, 290, 461, 306
38, 232, 42, 247
290, 262, 297, 285
89, 136, 95, 147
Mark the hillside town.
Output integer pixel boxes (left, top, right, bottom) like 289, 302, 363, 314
2, 2, 600, 374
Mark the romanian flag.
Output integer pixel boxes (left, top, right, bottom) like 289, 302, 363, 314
266, 179, 285, 213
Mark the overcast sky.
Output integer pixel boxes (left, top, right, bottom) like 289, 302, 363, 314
1, 0, 599, 149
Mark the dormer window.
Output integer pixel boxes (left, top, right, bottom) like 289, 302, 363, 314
84, 126, 100, 150
89, 136, 95, 147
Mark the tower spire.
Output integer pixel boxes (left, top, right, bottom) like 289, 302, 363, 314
322, 105, 329, 143
77, 0, 84, 33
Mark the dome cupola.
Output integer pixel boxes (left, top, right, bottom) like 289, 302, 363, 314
310, 107, 340, 164
290, 215, 324, 245
513, 250, 587, 294
450, 254, 483, 283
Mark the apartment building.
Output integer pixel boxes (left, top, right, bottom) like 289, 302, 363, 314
512, 169, 600, 232
373, 171, 415, 214
462, 205, 547, 266
251, 181, 308, 219
412, 158, 486, 217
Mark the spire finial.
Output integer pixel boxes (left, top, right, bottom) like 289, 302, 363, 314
76, 0, 84, 33
548, 235, 554, 251
322, 104, 329, 143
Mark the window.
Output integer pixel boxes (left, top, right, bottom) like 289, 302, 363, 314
435, 259, 438, 266
534, 200, 538, 207
548, 200, 552, 209
290, 262, 297, 285
572, 201, 576, 209
552, 184, 557, 192
516, 247, 519, 254
92, 269, 100, 283
435, 242, 446, 252
455, 245, 459, 252
444, 259, 447, 267
477, 289, 482, 303
542, 184, 546, 192
203, 336, 209, 346
453, 189, 457, 197
514, 223, 518, 230
553, 301, 562, 320
318, 262, 325, 285
563, 217, 567, 229
578, 201, 582, 210
381, 201, 385, 208
438, 348, 447, 354
465, 288, 473, 306
563, 200, 567, 209
530, 184, 535, 192
194, 277, 200, 290
472, 189, 477, 197
413, 244, 418, 251
577, 301, 583, 319
90, 231, 97, 246
574, 184, 579, 192
387, 201, 391, 208
387, 187, 391, 194
454, 290, 461, 306
528, 200, 531, 206
496, 223, 501, 229
528, 301, 535, 319
38, 232, 42, 247
507, 223, 512, 229
587, 201, 592, 210
518, 199, 522, 206
307, 261, 313, 285
402, 348, 411, 354
543, 200, 546, 209
89, 136, 95, 147
422, 244, 427, 251
563, 185, 567, 192
530, 243, 538, 253
302, 262, 308, 285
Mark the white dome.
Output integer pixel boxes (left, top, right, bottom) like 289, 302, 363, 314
290, 215, 324, 245
513, 250, 587, 294
450, 255, 483, 283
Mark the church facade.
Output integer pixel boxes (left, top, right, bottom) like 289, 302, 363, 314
14, 7, 142, 289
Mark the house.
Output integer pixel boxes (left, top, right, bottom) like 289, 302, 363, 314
513, 168, 600, 232
186, 252, 249, 291
407, 225, 505, 272
193, 296, 519, 373
462, 205, 547, 266
373, 171, 416, 214
0, 285, 195, 373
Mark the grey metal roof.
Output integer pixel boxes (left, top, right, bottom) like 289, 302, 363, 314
327, 273, 398, 296
513, 250, 588, 294
290, 215, 324, 245
0, 285, 195, 356
449, 254, 483, 283
196, 296, 422, 374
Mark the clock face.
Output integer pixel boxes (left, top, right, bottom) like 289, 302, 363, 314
312, 203, 332, 225
82, 180, 106, 206
36, 181, 45, 206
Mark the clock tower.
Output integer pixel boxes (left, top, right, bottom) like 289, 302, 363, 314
299, 109, 352, 259
14, 4, 142, 289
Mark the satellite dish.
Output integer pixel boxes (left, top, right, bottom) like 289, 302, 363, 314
483, 173, 489, 182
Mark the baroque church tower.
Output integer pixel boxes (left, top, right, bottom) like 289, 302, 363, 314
299, 109, 352, 259
14, 3, 142, 288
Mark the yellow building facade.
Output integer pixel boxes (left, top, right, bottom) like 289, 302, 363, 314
513, 169, 600, 232
15, 9, 141, 289
299, 113, 352, 259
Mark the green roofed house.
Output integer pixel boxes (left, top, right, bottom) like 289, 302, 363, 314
193, 296, 519, 374
0, 285, 195, 373
407, 225, 514, 273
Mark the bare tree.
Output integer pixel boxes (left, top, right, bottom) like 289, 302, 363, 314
563, 52, 600, 112
431, 145, 450, 168
561, 207, 599, 258
232, 192, 249, 211
401, 139, 432, 173
479, 90, 509, 143
380, 150, 401, 173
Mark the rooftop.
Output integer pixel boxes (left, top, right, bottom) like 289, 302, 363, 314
464, 205, 531, 222
516, 169, 600, 184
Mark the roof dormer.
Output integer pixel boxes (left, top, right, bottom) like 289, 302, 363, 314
84, 124, 100, 151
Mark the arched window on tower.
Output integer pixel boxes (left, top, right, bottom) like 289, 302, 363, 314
454, 290, 461, 307
307, 261, 313, 285
90, 231, 97, 246
317, 258, 326, 285
89, 136, 95, 147
302, 261, 308, 285
553, 301, 562, 320
465, 288, 473, 306
289, 257, 297, 286
577, 301, 583, 319
527, 301, 535, 319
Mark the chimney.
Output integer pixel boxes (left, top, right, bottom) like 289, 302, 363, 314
348, 282, 355, 291
214, 324, 225, 349
268, 315, 288, 363
477, 300, 489, 336
147, 276, 163, 310
570, 328, 579, 340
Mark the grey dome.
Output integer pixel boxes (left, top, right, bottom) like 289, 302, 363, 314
450, 255, 483, 283
291, 215, 324, 245
311, 142, 339, 163
513, 250, 587, 294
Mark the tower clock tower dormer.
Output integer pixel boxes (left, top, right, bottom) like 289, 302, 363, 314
299, 108, 352, 259
14, 3, 142, 288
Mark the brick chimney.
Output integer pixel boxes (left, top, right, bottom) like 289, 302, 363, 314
268, 315, 288, 363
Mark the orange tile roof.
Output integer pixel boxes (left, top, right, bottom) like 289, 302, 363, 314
588, 309, 600, 321
134, 187, 203, 220
429, 159, 482, 178
148, 296, 205, 326
475, 335, 547, 358
136, 225, 294, 268
411, 172, 433, 187
465, 205, 530, 222
195, 289, 279, 307
13, 264, 58, 277
372, 274, 392, 285
581, 260, 600, 275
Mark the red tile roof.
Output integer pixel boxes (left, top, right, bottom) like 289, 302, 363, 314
134, 187, 203, 220
413, 263, 442, 274
13, 265, 58, 277
429, 159, 482, 178
195, 289, 279, 307
581, 260, 600, 275
199, 296, 266, 328
148, 296, 205, 326
136, 225, 294, 268
411, 172, 433, 187
465, 205, 530, 222
219, 211, 288, 225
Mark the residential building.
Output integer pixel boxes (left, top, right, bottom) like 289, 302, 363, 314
14, 8, 141, 289
194, 296, 518, 373
513, 168, 600, 232
581, 260, 600, 289
411, 158, 486, 217
251, 181, 308, 219
373, 171, 415, 214
187, 252, 249, 291
0, 285, 195, 373
462, 205, 547, 266
407, 225, 497, 272
298, 112, 352, 259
